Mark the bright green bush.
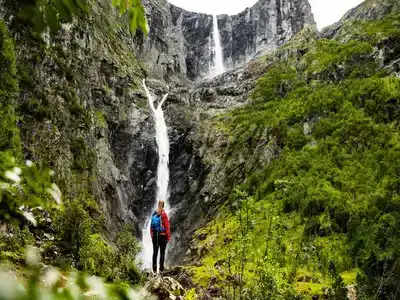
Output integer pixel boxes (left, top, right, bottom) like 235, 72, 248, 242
79, 234, 117, 280
55, 196, 102, 258
0, 227, 34, 263
55, 198, 141, 284
115, 226, 142, 283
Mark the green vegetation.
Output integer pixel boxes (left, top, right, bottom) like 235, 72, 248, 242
190, 15, 400, 300
0, 18, 143, 299
0, 20, 20, 154
332, 15, 400, 44
15, 0, 148, 35
0, 20, 58, 224
0, 247, 142, 300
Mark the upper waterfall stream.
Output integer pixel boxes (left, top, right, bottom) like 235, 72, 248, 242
140, 80, 170, 270
212, 14, 225, 76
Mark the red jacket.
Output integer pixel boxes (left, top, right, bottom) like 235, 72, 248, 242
150, 210, 171, 241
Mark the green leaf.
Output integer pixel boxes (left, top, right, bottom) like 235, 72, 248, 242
53, 0, 72, 23
136, 6, 148, 35
128, 7, 137, 33
119, 0, 127, 14
16, 5, 33, 22
45, 3, 61, 33
112, 0, 121, 7
32, 8, 46, 33
74, 0, 89, 12
63, 0, 78, 14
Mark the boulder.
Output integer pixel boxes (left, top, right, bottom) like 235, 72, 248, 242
145, 275, 185, 300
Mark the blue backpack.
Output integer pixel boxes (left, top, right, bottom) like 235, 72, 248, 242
151, 212, 165, 232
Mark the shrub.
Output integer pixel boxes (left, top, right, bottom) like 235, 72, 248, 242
79, 233, 117, 280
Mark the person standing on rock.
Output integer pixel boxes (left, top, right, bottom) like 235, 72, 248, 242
150, 200, 171, 275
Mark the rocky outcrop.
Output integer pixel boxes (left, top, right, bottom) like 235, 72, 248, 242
138, 0, 314, 82
145, 275, 185, 300
321, 0, 400, 38
137, 0, 213, 82
218, 0, 315, 68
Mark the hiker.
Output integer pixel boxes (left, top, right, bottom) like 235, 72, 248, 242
150, 200, 171, 275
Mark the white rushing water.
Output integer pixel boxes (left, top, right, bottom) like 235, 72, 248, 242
212, 14, 225, 76
140, 79, 170, 270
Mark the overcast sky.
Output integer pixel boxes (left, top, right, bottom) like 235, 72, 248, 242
168, 0, 365, 30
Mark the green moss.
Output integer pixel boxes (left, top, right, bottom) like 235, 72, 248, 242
296, 282, 325, 296
79, 233, 116, 280
340, 268, 359, 285
301, 39, 374, 79
135, 97, 148, 109
0, 20, 21, 155
334, 15, 400, 44
19, 97, 55, 121
70, 136, 96, 171
94, 110, 107, 127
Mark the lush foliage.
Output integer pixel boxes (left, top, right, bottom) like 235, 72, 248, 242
191, 15, 400, 299
16, 0, 148, 34
0, 247, 149, 300
0, 21, 20, 154
0, 19, 143, 295
0, 20, 60, 225
50, 195, 142, 283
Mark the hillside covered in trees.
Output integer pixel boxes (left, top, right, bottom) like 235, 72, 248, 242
0, 0, 399, 299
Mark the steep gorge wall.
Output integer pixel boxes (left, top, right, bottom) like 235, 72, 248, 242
219, 0, 314, 68
138, 0, 314, 82
0, 0, 315, 265
0, 0, 153, 236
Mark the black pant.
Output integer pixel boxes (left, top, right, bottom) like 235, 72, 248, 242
152, 233, 167, 272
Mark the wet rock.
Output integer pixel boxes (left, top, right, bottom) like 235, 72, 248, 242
226, 274, 242, 286
162, 267, 196, 290
209, 275, 218, 286
145, 276, 185, 300
347, 285, 357, 300
197, 233, 207, 241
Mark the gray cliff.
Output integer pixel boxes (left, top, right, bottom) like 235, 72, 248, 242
138, 0, 314, 82
0, 0, 315, 266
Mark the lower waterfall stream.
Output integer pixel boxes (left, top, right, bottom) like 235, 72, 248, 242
140, 80, 171, 270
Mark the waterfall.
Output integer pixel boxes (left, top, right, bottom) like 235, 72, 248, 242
140, 79, 170, 270
212, 14, 225, 76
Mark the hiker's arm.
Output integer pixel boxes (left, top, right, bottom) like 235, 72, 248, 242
164, 213, 171, 241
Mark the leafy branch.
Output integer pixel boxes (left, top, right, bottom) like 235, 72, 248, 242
17, 0, 148, 35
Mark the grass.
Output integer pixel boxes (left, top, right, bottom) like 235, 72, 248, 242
296, 282, 325, 295
340, 268, 359, 286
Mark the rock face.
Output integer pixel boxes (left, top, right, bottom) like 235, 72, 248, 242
137, 0, 213, 82
0, 0, 151, 235
138, 0, 314, 82
0, 0, 315, 266
131, 0, 315, 264
321, 0, 400, 38
145, 275, 185, 300
218, 0, 315, 68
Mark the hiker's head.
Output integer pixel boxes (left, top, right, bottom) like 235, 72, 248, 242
157, 200, 165, 214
